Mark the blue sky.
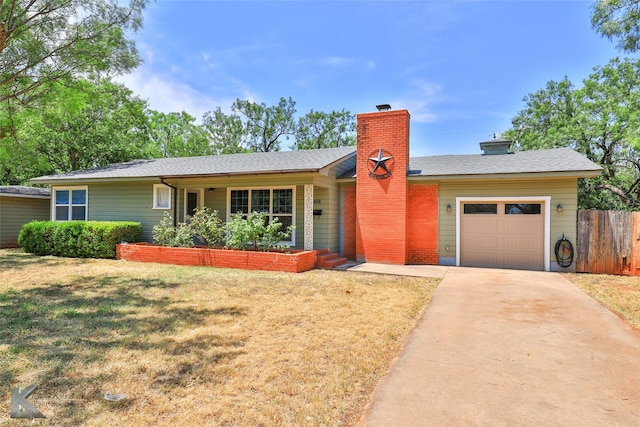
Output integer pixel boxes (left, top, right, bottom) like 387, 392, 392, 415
120, 0, 621, 156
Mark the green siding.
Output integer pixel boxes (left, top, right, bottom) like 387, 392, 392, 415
312, 187, 329, 250
0, 196, 50, 248
437, 177, 579, 271
167, 174, 315, 189
203, 188, 226, 218
86, 183, 170, 242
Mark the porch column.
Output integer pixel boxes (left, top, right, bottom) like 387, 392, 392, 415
304, 184, 314, 250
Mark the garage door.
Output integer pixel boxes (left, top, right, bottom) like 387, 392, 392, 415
460, 202, 544, 270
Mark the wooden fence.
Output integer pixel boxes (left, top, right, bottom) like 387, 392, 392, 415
576, 210, 640, 276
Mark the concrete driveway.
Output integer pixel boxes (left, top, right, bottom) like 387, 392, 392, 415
356, 267, 640, 426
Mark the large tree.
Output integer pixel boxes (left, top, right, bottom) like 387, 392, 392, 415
505, 57, 640, 210
0, 0, 147, 105
201, 107, 247, 155
293, 109, 356, 150
592, 0, 640, 52
148, 111, 210, 158
0, 77, 150, 184
231, 97, 296, 152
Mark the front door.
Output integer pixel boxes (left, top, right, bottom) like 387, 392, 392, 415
187, 191, 198, 217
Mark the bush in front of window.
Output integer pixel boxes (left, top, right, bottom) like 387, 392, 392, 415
18, 221, 142, 258
226, 211, 294, 251
187, 207, 225, 248
150, 210, 294, 251
152, 212, 194, 248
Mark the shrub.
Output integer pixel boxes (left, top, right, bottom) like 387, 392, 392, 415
226, 211, 294, 251
152, 212, 193, 247
187, 207, 225, 247
19, 221, 142, 258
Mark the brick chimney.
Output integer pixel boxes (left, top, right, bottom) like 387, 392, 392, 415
355, 108, 410, 264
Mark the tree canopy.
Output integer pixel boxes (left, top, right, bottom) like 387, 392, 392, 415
148, 111, 210, 158
231, 97, 297, 152
293, 109, 356, 150
0, 77, 151, 183
592, 0, 640, 52
0, 0, 147, 105
203, 99, 356, 153
201, 107, 248, 155
505, 57, 640, 210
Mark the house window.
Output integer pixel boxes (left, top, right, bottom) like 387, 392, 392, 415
153, 184, 172, 209
228, 187, 295, 244
53, 187, 87, 221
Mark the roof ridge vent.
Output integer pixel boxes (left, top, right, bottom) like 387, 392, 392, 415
479, 138, 513, 155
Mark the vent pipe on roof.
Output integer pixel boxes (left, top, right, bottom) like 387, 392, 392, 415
479, 138, 513, 155
376, 104, 391, 111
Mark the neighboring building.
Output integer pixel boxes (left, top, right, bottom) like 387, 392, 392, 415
0, 186, 51, 248
31, 108, 602, 271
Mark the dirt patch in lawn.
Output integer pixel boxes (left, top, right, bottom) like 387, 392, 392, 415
0, 249, 439, 426
565, 273, 640, 331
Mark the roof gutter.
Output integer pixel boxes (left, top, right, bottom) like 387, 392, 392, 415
160, 178, 179, 227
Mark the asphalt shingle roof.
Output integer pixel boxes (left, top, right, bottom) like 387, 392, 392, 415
0, 186, 51, 197
409, 147, 601, 177
30, 146, 601, 184
31, 146, 357, 182
338, 147, 601, 179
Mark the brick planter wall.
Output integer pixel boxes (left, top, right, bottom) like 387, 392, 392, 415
116, 243, 317, 273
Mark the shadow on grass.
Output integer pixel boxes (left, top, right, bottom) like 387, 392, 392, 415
0, 249, 71, 269
0, 270, 247, 424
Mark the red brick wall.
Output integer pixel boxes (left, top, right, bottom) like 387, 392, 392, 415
355, 110, 410, 264
342, 185, 357, 260
116, 243, 317, 273
407, 184, 439, 264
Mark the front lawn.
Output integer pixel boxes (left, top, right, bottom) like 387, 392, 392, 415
566, 273, 640, 331
0, 249, 439, 426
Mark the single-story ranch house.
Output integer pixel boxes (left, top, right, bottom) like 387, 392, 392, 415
0, 186, 51, 248
31, 108, 601, 271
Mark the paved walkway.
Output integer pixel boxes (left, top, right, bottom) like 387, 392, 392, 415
353, 266, 640, 426
341, 261, 450, 278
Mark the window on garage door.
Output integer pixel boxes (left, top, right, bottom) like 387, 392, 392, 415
505, 203, 541, 215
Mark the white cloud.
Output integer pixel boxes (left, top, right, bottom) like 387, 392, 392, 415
392, 80, 447, 123
318, 56, 354, 67
116, 69, 232, 121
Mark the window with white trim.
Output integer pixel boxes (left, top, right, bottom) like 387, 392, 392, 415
53, 187, 87, 221
228, 187, 295, 244
153, 184, 172, 209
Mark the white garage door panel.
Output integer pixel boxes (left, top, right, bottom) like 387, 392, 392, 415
461, 202, 544, 270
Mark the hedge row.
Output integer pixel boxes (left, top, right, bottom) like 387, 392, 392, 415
18, 221, 142, 259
